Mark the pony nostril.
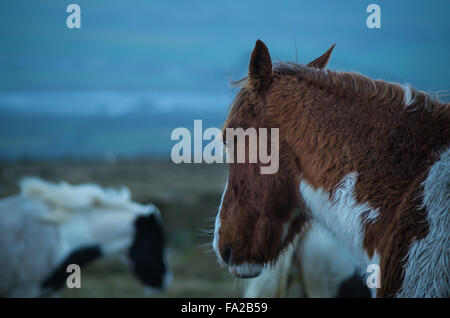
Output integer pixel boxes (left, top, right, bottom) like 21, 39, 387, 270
221, 245, 233, 264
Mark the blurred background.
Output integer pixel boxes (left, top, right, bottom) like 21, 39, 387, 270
0, 0, 449, 297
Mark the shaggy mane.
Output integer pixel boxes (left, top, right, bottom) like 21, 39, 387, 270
232, 62, 449, 116
275, 62, 449, 113
20, 177, 153, 223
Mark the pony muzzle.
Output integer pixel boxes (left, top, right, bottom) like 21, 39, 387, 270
228, 262, 264, 278
223, 246, 263, 278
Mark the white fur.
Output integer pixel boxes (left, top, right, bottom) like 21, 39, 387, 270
299, 173, 379, 267
58, 208, 136, 258
298, 223, 359, 297
401, 83, 416, 107
398, 147, 450, 297
244, 239, 299, 297
299, 173, 380, 296
244, 224, 362, 298
0, 195, 61, 297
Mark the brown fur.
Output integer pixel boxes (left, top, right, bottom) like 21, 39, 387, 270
217, 40, 450, 297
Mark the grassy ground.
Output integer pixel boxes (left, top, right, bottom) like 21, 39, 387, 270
0, 159, 244, 297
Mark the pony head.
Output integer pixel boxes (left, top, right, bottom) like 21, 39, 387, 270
213, 40, 334, 278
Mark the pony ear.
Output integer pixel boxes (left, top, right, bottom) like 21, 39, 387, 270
307, 44, 335, 69
249, 39, 272, 90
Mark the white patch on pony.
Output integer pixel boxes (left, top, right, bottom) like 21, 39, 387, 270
58, 203, 160, 260
244, 239, 299, 297
365, 209, 380, 225
401, 83, 416, 107
213, 180, 228, 268
299, 173, 380, 276
298, 222, 359, 297
398, 147, 450, 297
58, 208, 136, 258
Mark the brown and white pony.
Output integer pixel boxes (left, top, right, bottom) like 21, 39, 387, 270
213, 40, 450, 297
244, 222, 371, 298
